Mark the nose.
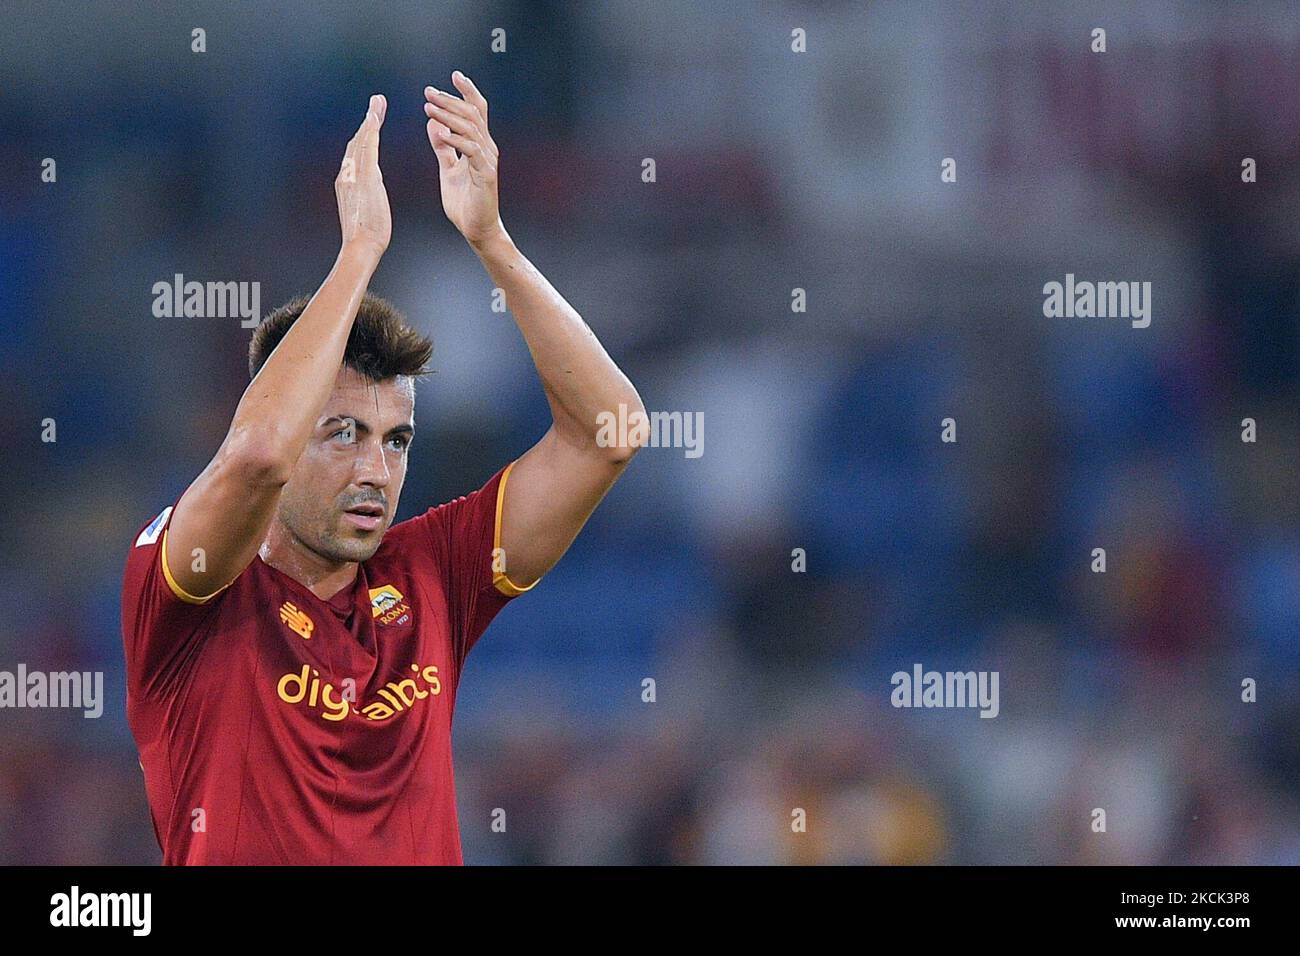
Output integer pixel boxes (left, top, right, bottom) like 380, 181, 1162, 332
353, 436, 391, 490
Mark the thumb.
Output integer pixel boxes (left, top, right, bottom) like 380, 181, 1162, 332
353, 94, 384, 142
354, 94, 385, 159
426, 119, 457, 171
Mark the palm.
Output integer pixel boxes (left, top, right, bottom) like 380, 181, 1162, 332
424, 72, 501, 244
336, 94, 390, 255
437, 160, 477, 232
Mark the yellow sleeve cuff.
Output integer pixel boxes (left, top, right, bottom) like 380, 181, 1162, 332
492, 459, 540, 597
160, 527, 230, 604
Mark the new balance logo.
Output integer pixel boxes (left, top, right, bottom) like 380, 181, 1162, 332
279, 602, 314, 640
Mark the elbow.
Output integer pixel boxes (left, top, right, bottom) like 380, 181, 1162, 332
603, 442, 641, 467
602, 394, 649, 466
587, 392, 647, 467
221, 429, 297, 487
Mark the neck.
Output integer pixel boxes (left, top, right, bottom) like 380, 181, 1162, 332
260, 520, 358, 602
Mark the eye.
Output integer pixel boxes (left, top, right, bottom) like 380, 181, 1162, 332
387, 435, 410, 451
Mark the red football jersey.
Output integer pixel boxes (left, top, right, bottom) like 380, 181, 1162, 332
121, 462, 534, 865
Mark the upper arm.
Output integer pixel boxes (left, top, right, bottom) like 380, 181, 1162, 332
122, 503, 222, 698
163, 429, 287, 602
409, 466, 522, 668
123, 431, 288, 695
495, 425, 633, 590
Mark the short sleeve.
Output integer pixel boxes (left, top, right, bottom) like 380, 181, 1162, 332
415, 461, 537, 668
121, 500, 228, 700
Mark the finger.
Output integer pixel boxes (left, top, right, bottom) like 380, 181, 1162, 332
356, 94, 384, 154
450, 70, 488, 123
342, 111, 365, 168
423, 99, 488, 148
423, 100, 497, 164
342, 111, 377, 178
426, 119, 458, 170
424, 85, 486, 135
349, 95, 382, 144
431, 127, 493, 174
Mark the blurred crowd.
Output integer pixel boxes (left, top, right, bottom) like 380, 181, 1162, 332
1, 1, 1298, 864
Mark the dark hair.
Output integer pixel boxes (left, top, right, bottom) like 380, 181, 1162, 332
248, 292, 433, 382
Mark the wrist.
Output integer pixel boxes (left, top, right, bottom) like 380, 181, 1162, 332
340, 238, 386, 271
467, 222, 514, 261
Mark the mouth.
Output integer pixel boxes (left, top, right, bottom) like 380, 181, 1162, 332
342, 502, 385, 532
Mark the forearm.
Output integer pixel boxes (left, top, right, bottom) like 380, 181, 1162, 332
230, 241, 380, 469
471, 228, 644, 454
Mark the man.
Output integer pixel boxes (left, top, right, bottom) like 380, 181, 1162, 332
121, 74, 646, 864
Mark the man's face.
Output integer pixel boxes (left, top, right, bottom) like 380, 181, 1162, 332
277, 366, 415, 565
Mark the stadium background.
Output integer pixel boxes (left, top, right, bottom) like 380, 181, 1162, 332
1, 0, 1298, 864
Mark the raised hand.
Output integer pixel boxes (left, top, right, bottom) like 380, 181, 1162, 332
424, 71, 503, 245
336, 94, 391, 257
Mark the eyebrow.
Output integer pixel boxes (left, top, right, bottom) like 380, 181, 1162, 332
320, 415, 414, 437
